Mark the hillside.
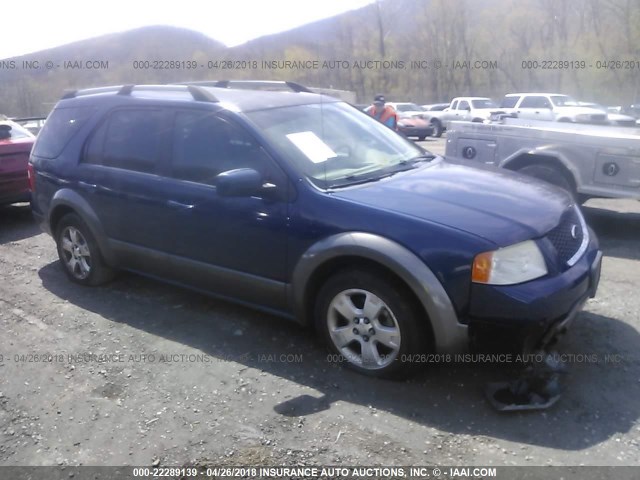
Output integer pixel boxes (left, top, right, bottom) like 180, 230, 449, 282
0, 25, 226, 116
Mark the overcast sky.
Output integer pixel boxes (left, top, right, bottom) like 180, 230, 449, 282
1, 0, 376, 59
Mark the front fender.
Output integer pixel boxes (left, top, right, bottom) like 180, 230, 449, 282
290, 232, 468, 353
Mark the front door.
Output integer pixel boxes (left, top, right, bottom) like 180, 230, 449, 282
163, 110, 290, 310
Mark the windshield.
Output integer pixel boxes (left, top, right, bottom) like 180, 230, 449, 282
247, 102, 428, 189
550, 95, 578, 107
396, 103, 423, 112
471, 99, 497, 109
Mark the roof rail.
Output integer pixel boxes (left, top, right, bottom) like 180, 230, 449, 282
61, 84, 218, 102
61, 86, 122, 99
179, 80, 312, 93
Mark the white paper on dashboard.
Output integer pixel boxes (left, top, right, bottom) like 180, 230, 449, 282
286, 131, 337, 163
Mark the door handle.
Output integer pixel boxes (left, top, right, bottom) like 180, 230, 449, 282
167, 200, 195, 210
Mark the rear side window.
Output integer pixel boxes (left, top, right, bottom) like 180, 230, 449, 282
32, 107, 95, 158
500, 96, 519, 108
84, 109, 165, 174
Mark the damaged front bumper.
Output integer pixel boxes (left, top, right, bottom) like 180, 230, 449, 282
467, 240, 602, 354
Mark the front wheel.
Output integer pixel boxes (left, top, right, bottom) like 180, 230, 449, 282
55, 213, 115, 286
315, 269, 429, 378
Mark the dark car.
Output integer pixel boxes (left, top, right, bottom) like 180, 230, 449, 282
0, 119, 35, 206
29, 82, 602, 378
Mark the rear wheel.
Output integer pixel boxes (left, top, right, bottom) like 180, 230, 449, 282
315, 269, 428, 379
55, 213, 115, 286
517, 164, 576, 198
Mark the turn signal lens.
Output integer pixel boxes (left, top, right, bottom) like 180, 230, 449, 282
27, 163, 35, 192
472, 251, 493, 283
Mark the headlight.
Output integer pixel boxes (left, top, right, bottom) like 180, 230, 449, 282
398, 122, 407, 127
472, 240, 548, 285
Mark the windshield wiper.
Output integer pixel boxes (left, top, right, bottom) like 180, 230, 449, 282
328, 154, 437, 189
401, 153, 437, 164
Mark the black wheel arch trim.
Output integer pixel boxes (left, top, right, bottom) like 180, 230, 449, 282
290, 232, 468, 353
48, 189, 116, 266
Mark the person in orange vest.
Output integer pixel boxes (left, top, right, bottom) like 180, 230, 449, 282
365, 94, 398, 130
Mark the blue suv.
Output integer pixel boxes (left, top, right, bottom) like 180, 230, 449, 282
29, 82, 602, 378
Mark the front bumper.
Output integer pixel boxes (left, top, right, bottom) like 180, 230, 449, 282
467, 238, 602, 354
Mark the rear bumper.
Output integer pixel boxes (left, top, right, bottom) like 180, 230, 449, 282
0, 190, 30, 206
467, 238, 602, 353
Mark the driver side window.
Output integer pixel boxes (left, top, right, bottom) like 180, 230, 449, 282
170, 111, 272, 186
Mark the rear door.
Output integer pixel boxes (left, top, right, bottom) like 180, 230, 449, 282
79, 107, 175, 274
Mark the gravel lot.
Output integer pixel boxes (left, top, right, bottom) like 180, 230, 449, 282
1, 144, 639, 468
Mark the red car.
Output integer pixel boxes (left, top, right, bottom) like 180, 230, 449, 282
0, 120, 35, 206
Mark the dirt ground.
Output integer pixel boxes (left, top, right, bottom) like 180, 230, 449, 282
1, 155, 639, 468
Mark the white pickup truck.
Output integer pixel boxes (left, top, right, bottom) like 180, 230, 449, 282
426, 97, 499, 137
499, 93, 608, 124
444, 118, 640, 201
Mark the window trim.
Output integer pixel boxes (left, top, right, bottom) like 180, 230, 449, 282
166, 108, 287, 192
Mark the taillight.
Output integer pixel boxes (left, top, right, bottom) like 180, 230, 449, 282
27, 163, 35, 192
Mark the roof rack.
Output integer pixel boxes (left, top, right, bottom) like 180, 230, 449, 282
179, 80, 312, 93
60, 84, 218, 102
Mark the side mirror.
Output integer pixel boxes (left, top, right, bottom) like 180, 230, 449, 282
216, 168, 262, 197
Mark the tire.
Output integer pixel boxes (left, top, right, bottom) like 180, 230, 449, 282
315, 269, 429, 379
418, 136, 426, 141
517, 164, 576, 198
55, 213, 115, 286
431, 119, 443, 137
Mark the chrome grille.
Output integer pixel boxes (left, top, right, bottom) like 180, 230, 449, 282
546, 206, 588, 267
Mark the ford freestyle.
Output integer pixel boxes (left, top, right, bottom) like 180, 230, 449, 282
29, 82, 602, 378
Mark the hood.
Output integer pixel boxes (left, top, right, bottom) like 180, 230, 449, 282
332, 159, 572, 247
398, 117, 429, 126
470, 108, 500, 118
398, 110, 427, 119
